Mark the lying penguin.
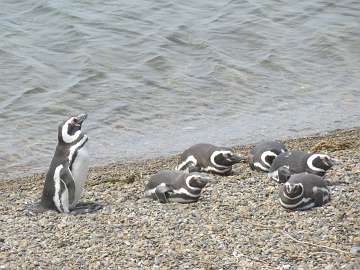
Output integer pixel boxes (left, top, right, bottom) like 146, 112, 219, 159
40, 114, 102, 214
144, 170, 210, 203
279, 168, 330, 211
176, 143, 245, 175
248, 141, 287, 172
268, 150, 336, 182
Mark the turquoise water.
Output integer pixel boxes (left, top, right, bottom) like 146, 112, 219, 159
0, 0, 360, 179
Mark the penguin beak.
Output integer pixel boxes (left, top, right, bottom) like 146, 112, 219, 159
198, 176, 211, 186
330, 158, 341, 165
229, 154, 246, 163
285, 183, 296, 194
197, 173, 212, 185
75, 113, 87, 125
278, 166, 291, 183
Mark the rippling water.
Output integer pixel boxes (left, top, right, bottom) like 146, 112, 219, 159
1, 0, 360, 179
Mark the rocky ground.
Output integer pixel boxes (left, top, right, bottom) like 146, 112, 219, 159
0, 128, 359, 269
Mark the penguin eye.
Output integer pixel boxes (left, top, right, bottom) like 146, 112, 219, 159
70, 118, 79, 126
225, 153, 233, 160
189, 176, 200, 186
193, 176, 200, 182
319, 155, 332, 166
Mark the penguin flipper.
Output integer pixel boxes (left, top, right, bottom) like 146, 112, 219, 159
70, 202, 103, 215
312, 187, 330, 206
60, 168, 76, 205
155, 185, 171, 203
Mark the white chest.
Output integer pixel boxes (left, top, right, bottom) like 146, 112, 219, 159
70, 144, 89, 206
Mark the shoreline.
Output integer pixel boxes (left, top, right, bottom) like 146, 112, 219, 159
2, 126, 359, 184
1, 127, 359, 269
2, 125, 359, 182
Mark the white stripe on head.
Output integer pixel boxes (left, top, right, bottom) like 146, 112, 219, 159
210, 150, 232, 168
260, 151, 277, 168
283, 182, 304, 200
307, 154, 327, 172
185, 175, 201, 190
53, 165, 64, 212
62, 118, 82, 144
176, 155, 197, 171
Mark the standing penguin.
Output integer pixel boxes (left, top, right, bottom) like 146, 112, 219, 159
175, 143, 245, 175
279, 172, 330, 210
248, 141, 287, 172
40, 114, 101, 214
144, 170, 210, 203
268, 150, 336, 182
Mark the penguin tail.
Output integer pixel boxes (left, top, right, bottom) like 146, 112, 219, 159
70, 202, 103, 215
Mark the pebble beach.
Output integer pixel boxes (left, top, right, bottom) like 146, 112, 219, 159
0, 128, 359, 269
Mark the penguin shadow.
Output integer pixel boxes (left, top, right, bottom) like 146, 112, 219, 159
69, 202, 103, 215
23, 200, 103, 216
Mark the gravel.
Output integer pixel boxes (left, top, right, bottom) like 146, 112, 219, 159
0, 128, 359, 269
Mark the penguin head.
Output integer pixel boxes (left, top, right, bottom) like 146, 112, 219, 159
259, 150, 279, 168
312, 154, 334, 171
58, 113, 87, 144
264, 153, 277, 166
278, 166, 291, 183
186, 173, 211, 189
284, 181, 303, 197
212, 149, 245, 167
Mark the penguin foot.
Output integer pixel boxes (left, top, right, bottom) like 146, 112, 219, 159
70, 202, 103, 215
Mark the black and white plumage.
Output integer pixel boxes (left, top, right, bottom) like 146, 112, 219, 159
248, 141, 287, 172
40, 114, 101, 214
279, 172, 330, 211
276, 166, 292, 183
175, 143, 245, 175
268, 150, 335, 182
144, 170, 210, 203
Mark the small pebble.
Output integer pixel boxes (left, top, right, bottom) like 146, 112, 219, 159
0, 128, 359, 269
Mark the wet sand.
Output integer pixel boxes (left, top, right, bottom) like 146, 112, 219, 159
0, 128, 359, 269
